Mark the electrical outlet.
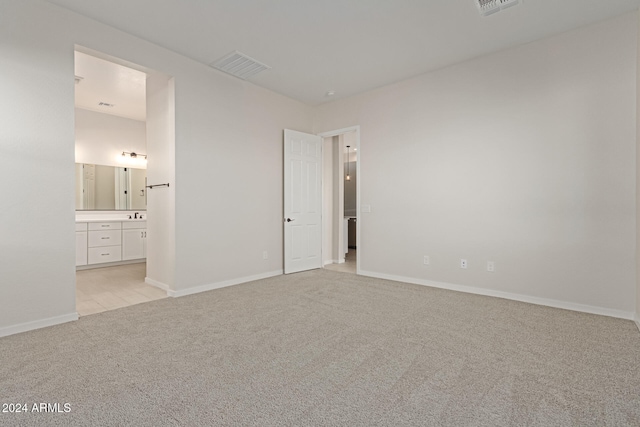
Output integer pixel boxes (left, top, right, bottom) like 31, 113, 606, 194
263, 251, 268, 260
487, 261, 495, 272
423, 256, 430, 266
460, 259, 468, 269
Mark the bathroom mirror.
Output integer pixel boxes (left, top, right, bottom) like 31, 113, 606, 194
75, 163, 146, 210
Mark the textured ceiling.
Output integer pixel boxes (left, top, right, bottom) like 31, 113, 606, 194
49, 0, 640, 105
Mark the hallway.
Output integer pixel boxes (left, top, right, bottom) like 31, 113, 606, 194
324, 249, 356, 274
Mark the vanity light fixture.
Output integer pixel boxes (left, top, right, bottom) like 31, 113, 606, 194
345, 145, 351, 181
122, 151, 147, 159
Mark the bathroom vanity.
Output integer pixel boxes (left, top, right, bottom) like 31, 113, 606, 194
76, 214, 147, 269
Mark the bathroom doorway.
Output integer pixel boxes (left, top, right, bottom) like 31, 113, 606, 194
319, 127, 360, 275
73, 47, 174, 316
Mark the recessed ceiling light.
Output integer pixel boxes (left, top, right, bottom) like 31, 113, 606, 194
325, 90, 336, 97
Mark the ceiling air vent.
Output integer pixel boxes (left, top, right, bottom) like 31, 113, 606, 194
476, 0, 521, 16
210, 51, 271, 80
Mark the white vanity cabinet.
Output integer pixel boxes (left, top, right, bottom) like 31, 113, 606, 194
87, 222, 122, 264
122, 221, 147, 260
76, 219, 147, 268
75, 222, 88, 266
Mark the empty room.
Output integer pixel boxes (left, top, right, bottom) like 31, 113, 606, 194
1, 0, 640, 425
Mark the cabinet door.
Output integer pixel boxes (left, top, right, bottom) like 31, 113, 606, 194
76, 231, 87, 266
122, 229, 145, 260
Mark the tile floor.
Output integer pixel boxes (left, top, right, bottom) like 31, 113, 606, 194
76, 263, 167, 316
77, 254, 353, 317
324, 249, 357, 274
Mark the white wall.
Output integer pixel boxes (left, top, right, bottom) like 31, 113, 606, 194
75, 108, 146, 168
636, 10, 640, 328
315, 12, 637, 318
322, 137, 335, 264
145, 73, 176, 291
0, 0, 77, 334
0, 0, 313, 335
335, 135, 346, 262
172, 67, 313, 293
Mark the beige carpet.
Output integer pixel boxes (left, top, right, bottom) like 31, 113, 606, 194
1, 269, 639, 426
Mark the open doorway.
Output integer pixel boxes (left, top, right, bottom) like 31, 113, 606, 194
320, 127, 360, 275
343, 138, 357, 272
73, 48, 171, 316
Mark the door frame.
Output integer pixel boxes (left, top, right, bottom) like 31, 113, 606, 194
73, 45, 176, 294
318, 125, 361, 275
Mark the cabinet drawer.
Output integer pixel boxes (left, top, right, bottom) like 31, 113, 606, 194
122, 221, 147, 229
88, 246, 122, 264
88, 222, 121, 231
75, 222, 88, 231
88, 230, 122, 247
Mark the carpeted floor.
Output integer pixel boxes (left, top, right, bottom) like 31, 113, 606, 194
1, 269, 639, 426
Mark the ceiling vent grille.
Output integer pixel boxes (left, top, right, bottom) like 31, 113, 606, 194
210, 51, 271, 80
476, 0, 521, 16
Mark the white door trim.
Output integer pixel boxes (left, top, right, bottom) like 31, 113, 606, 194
318, 126, 361, 275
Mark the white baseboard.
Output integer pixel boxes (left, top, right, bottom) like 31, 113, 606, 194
358, 270, 635, 321
0, 312, 78, 338
168, 270, 283, 298
77, 259, 145, 271
145, 277, 170, 294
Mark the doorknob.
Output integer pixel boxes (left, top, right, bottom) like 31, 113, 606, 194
285, 218, 295, 222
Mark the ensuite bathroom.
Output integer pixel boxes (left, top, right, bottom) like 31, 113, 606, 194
74, 50, 166, 316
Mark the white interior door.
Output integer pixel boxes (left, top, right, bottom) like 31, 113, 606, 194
284, 129, 322, 274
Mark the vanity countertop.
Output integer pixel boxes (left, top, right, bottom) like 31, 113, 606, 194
76, 217, 146, 223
